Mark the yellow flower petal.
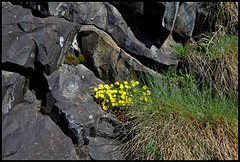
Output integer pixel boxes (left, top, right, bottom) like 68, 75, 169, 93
120, 84, 124, 89
124, 81, 128, 85
104, 84, 110, 89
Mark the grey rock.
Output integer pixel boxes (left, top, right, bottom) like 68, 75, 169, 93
162, 2, 202, 37
80, 24, 163, 82
46, 64, 105, 146
86, 136, 124, 160
23, 89, 41, 107
97, 117, 131, 142
174, 2, 196, 37
2, 102, 79, 160
2, 71, 25, 116
47, 2, 177, 66
2, 2, 81, 75
162, 2, 180, 34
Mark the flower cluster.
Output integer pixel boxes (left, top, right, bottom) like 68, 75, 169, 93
94, 80, 152, 112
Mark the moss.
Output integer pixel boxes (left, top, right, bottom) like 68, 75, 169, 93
63, 54, 85, 66
64, 55, 80, 66
78, 54, 85, 63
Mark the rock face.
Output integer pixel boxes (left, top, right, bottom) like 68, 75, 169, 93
47, 2, 178, 66
2, 102, 79, 160
2, 71, 26, 116
2, 2, 81, 75
45, 64, 128, 159
80, 24, 163, 82
2, 1, 210, 160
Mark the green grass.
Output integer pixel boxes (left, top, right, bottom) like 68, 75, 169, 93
123, 70, 238, 160
173, 28, 238, 99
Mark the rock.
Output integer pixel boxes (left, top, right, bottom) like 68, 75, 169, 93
46, 64, 105, 146
80, 24, 163, 82
2, 3, 37, 68
162, 2, 206, 38
174, 2, 196, 37
162, 2, 180, 34
2, 71, 25, 116
2, 2, 81, 75
110, 2, 169, 49
85, 136, 124, 160
47, 2, 177, 66
97, 117, 132, 142
45, 64, 129, 160
2, 102, 79, 160
23, 89, 41, 107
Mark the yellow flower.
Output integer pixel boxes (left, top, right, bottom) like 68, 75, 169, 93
104, 84, 110, 90
131, 80, 135, 84
94, 87, 98, 91
99, 94, 105, 98
147, 90, 151, 95
142, 92, 146, 96
144, 97, 148, 102
110, 84, 114, 88
140, 96, 143, 100
143, 85, 147, 89
125, 85, 131, 89
124, 81, 128, 85
119, 89, 124, 94
112, 102, 118, 106
133, 89, 137, 92
121, 94, 126, 99
115, 81, 119, 85
131, 80, 139, 87
98, 84, 104, 89
103, 105, 108, 111
110, 98, 116, 103
95, 93, 99, 98
120, 84, 124, 89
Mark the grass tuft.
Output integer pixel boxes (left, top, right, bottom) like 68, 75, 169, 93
173, 27, 238, 99
123, 70, 238, 160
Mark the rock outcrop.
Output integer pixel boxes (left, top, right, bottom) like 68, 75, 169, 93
46, 2, 178, 66
80, 24, 163, 82
2, 2, 81, 75
2, 1, 210, 160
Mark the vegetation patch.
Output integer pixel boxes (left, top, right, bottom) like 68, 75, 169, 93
63, 54, 85, 66
121, 71, 238, 160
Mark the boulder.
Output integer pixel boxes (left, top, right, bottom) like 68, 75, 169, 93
45, 64, 129, 159
162, 2, 207, 38
174, 2, 196, 37
2, 2, 81, 75
47, 2, 177, 66
2, 102, 79, 160
80, 24, 163, 82
2, 71, 26, 116
46, 64, 126, 144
